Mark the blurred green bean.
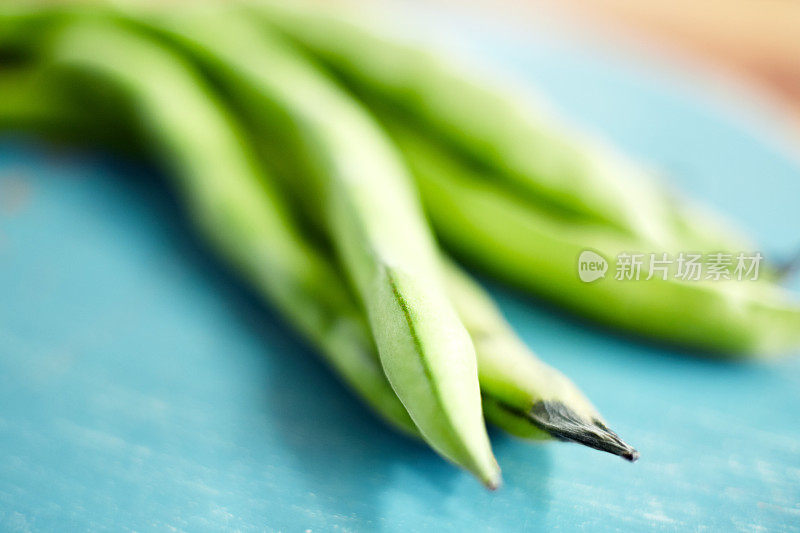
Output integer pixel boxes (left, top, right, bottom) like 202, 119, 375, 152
0, 6, 638, 467
252, 0, 757, 256
387, 120, 800, 354
1, 5, 505, 487
139, 6, 636, 457
134, 7, 503, 488
12, 17, 419, 436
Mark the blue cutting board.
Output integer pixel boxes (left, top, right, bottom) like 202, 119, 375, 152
2, 10, 800, 532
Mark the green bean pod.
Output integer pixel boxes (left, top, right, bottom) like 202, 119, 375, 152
16, 16, 420, 436
0, 11, 638, 464
251, 1, 729, 250
444, 262, 638, 458
70, 6, 500, 488
140, 5, 636, 456
389, 122, 800, 355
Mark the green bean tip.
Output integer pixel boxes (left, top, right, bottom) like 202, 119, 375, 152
528, 401, 640, 462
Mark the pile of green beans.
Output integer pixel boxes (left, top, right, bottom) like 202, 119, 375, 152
0, 5, 638, 487
250, 1, 755, 254
1, 0, 797, 487
249, 0, 800, 355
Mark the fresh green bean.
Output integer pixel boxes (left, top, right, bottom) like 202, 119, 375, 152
388, 120, 800, 354
37, 6, 501, 488
442, 262, 638, 458
11, 17, 420, 437
253, 1, 766, 259
137, 5, 636, 457
247, 2, 662, 244
0, 69, 68, 132
0, 36, 638, 463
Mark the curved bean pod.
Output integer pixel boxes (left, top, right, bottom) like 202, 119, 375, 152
8, 17, 419, 436
0, 6, 637, 462
388, 120, 800, 355
251, 0, 750, 253
13, 6, 501, 488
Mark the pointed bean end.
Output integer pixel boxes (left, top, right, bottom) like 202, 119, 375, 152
527, 401, 640, 462
473, 456, 502, 491
621, 446, 640, 463
483, 472, 502, 491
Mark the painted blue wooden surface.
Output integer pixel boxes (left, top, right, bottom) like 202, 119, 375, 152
1, 13, 800, 533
